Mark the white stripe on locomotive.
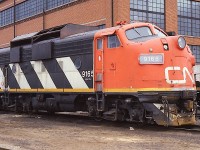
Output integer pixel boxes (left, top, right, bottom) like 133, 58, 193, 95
56, 57, 89, 89
0, 68, 5, 89
30, 61, 56, 89
9, 64, 31, 89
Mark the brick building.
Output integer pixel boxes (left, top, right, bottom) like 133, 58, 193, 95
0, 0, 199, 61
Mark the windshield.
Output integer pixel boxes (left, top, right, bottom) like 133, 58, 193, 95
125, 27, 153, 40
154, 28, 167, 38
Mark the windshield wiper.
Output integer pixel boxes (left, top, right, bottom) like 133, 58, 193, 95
134, 28, 142, 37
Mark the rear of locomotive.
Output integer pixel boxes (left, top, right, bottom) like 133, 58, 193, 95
94, 22, 196, 126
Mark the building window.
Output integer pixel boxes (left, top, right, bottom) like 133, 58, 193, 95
0, 0, 75, 27
15, 0, 43, 21
45, 0, 76, 10
178, 0, 200, 37
46, 0, 72, 10
189, 45, 200, 63
130, 0, 165, 30
0, 7, 14, 26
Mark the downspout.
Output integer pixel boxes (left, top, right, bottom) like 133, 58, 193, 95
111, 0, 114, 27
42, 0, 46, 30
13, 0, 16, 37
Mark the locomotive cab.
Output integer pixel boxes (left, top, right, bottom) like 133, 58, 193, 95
94, 22, 196, 126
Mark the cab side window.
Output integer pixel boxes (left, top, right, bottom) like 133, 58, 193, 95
97, 39, 103, 50
108, 34, 120, 48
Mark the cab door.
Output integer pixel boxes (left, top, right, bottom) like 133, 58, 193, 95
94, 33, 121, 92
94, 38, 104, 92
103, 34, 121, 90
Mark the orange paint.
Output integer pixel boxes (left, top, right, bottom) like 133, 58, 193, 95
94, 22, 195, 92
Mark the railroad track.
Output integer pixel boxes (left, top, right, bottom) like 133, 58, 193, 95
2, 111, 200, 132
27, 113, 200, 132
169, 124, 200, 132
172, 127, 200, 132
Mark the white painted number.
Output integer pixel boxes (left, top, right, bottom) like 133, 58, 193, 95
143, 56, 160, 62
82, 71, 93, 78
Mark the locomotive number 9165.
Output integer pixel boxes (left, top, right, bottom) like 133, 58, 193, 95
139, 54, 164, 64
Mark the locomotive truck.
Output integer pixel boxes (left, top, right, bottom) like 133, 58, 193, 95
0, 22, 197, 126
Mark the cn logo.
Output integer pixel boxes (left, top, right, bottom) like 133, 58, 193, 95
165, 66, 194, 84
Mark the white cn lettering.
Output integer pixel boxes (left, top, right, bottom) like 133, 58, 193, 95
165, 66, 194, 84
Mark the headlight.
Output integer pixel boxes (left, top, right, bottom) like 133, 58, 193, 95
178, 36, 186, 49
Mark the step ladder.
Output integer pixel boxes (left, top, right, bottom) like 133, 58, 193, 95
196, 105, 200, 118
162, 96, 169, 127
3, 91, 10, 109
96, 92, 105, 111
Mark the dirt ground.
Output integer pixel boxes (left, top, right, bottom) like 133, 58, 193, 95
0, 112, 200, 150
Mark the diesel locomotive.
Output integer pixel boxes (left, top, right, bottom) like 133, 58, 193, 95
0, 22, 197, 126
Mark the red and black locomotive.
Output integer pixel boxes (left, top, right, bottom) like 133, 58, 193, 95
0, 22, 197, 126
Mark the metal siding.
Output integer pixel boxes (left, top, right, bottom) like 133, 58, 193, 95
21, 46, 32, 62
0, 67, 5, 90
71, 54, 93, 88
56, 57, 89, 89
19, 62, 43, 89
7, 65, 20, 89
53, 38, 93, 57
30, 61, 56, 89
42, 59, 72, 88
0, 30, 95, 92
32, 42, 53, 60
10, 47, 21, 63
0, 52, 10, 65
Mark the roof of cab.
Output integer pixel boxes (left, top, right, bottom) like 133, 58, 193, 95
94, 22, 155, 37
